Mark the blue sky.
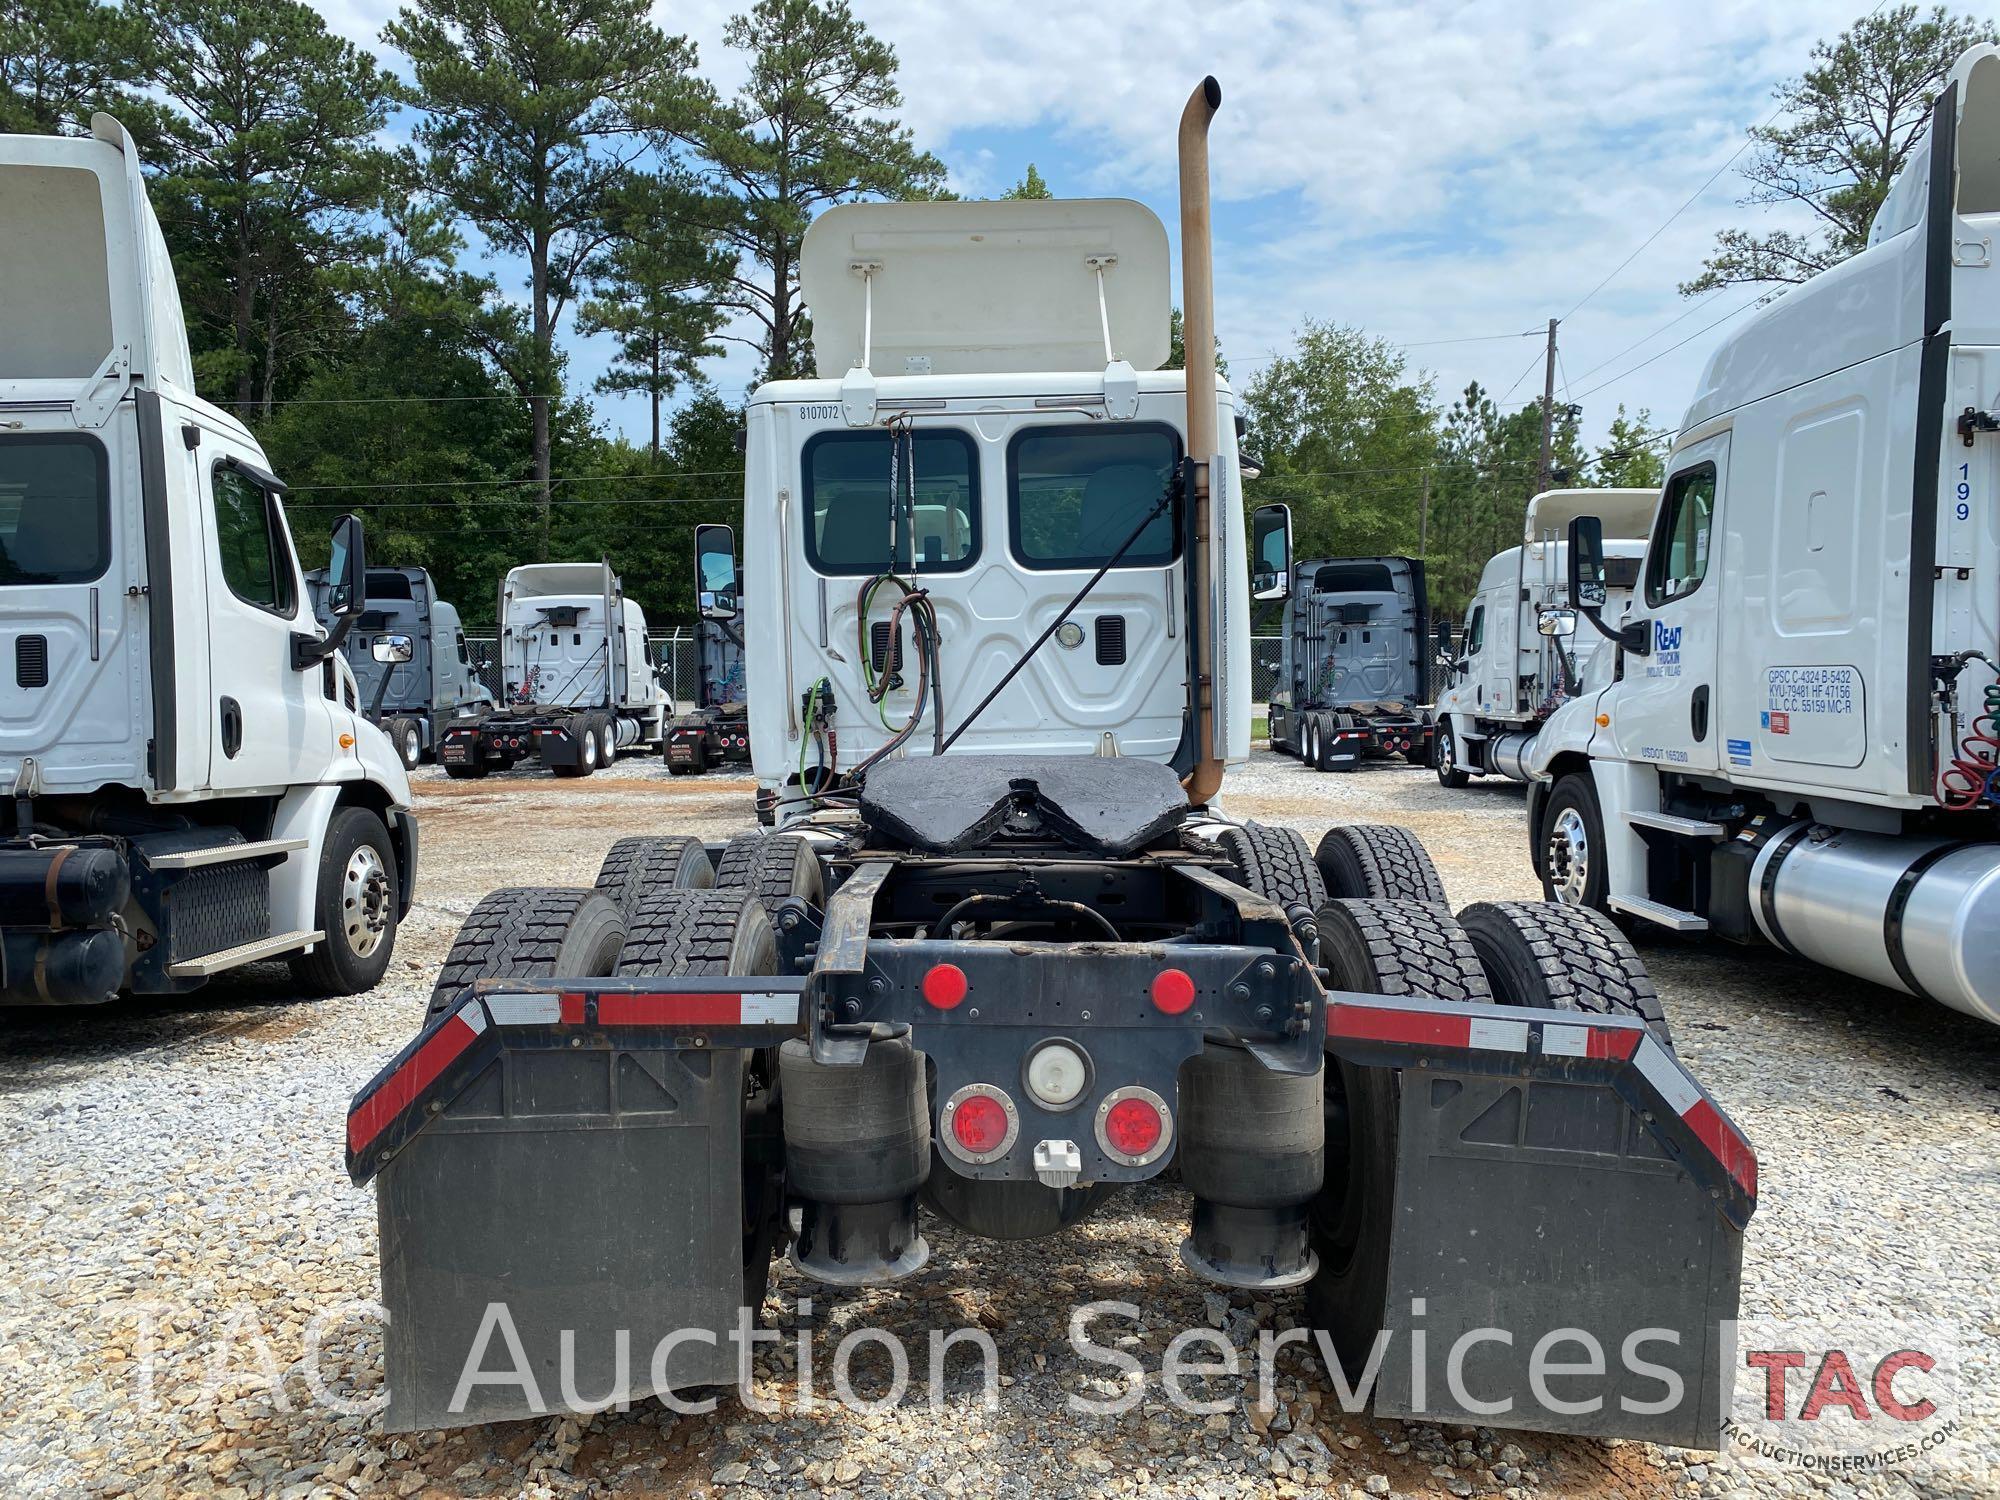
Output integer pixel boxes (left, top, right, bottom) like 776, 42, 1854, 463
316, 0, 1885, 452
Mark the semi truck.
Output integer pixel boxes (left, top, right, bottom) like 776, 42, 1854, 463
436, 560, 670, 779
305, 564, 493, 771
1431, 489, 1653, 787
664, 523, 752, 774
347, 80, 1754, 1442
1525, 45, 2000, 1028
0, 116, 415, 1005
1265, 555, 1435, 772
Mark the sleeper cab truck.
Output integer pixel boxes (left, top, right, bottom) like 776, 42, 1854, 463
306, 564, 494, 771
1525, 45, 2000, 1027
436, 561, 670, 779
0, 116, 414, 1005
1431, 489, 1653, 787
664, 524, 753, 774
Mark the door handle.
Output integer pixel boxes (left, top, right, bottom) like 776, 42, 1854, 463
1690, 684, 1710, 743
220, 697, 243, 758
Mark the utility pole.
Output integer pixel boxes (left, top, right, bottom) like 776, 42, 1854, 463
1418, 468, 1432, 554
1536, 316, 1558, 496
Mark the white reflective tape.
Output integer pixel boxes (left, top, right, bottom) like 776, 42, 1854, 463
454, 1000, 489, 1035
1467, 1017, 1530, 1053
1542, 1024, 1590, 1058
485, 992, 563, 1026
740, 992, 800, 1026
1633, 1036, 1700, 1114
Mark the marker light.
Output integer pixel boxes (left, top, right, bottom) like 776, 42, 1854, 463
942, 1083, 1019, 1163
1151, 968, 1196, 1014
1024, 1041, 1090, 1108
923, 963, 968, 1008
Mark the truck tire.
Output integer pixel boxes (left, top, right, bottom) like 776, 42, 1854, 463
289, 807, 400, 997
1458, 900, 1671, 1046
1217, 823, 1327, 912
594, 834, 716, 922
1540, 773, 1609, 912
1300, 716, 1318, 768
1434, 721, 1471, 788
426, 886, 626, 1020
714, 831, 825, 916
614, 886, 777, 976
550, 715, 598, 779
1306, 899, 1490, 1384
595, 713, 617, 767
383, 716, 422, 770
1313, 825, 1447, 905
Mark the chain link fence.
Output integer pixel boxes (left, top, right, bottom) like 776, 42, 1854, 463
463, 632, 1287, 709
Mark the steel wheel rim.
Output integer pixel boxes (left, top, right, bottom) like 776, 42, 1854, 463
1547, 806, 1590, 905
342, 844, 392, 958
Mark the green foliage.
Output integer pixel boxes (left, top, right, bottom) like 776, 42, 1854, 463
1591, 406, 1667, 490
1166, 306, 1228, 379
1685, 4, 1997, 294
1003, 163, 1051, 199
0, 0, 153, 137
669, 0, 950, 381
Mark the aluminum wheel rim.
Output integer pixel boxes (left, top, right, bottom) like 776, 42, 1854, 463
582, 730, 598, 768
1437, 727, 1455, 776
342, 844, 392, 958
402, 726, 421, 766
1546, 807, 1591, 905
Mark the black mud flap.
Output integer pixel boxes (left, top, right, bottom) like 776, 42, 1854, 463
1329, 995, 1753, 1449
348, 982, 805, 1432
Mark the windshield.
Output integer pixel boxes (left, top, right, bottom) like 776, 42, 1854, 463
0, 434, 111, 586
1009, 424, 1181, 570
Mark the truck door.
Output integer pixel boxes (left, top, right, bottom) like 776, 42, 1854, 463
1608, 436, 1728, 774
0, 418, 151, 793
198, 442, 331, 790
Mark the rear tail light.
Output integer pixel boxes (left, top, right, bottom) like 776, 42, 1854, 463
941, 1083, 1019, 1164
1095, 1085, 1173, 1166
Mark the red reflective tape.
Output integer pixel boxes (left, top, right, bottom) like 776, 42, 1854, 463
1587, 1027, 1640, 1060
346, 1012, 480, 1154
1682, 1097, 1758, 1199
559, 993, 587, 1025
594, 992, 742, 1026
1328, 1004, 1473, 1050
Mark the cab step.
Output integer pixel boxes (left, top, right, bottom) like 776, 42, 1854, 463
1608, 895, 1709, 932
1626, 811, 1728, 840
142, 836, 308, 871
166, 927, 322, 977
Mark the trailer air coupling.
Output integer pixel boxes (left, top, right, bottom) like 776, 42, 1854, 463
1177, 1043, 1324, 1289
0, 844, 130, 928
779, 1035, 932, 1285
2, 927, 125, 1004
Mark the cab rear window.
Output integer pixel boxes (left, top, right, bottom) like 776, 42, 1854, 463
0, 434, 110, 585
803, 430, 979, 575
1008, 424, 1181, 570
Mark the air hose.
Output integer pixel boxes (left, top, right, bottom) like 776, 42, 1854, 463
1938, 658, 2000, 811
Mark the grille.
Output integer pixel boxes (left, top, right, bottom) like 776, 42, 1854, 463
16, 634, 48, 688
870, 620, 904, 674
1094, 615, 1127, 666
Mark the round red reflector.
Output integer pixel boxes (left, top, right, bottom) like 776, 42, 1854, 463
951, 1094, 1009, 1153
1103, 1097, 1163, 1157
1151, 968, 1196, 1014
922, 963, 968, 1009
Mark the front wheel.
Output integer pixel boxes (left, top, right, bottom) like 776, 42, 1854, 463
289, 807, 400, 996
1434, 724, 1470, 788
1540, 773, 1609, 912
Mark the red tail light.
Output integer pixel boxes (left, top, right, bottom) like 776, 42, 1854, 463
1095, 1085, 1173, 1166
1150, 968, 1196, 1014
922, 963, 968, 1009
941, 1083, 1018, 1163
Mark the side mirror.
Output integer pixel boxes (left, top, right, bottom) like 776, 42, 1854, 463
1566, 515, 1607, 610
1250, 503, 1292, 601
371, 633, 415, 664
696, 522, 739, 621
325, 513, 367, 618
1538, 608, 1578, 639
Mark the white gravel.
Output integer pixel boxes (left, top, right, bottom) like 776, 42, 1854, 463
2, 751, 1994, 1500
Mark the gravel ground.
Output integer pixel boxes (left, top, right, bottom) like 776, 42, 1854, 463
2, 750, 1995, 1500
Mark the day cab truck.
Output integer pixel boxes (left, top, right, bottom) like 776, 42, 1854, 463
0, 116, 414, 1005
347, 81, 1755, 1444
1264, 554, 1435, 772
306, 564, 493, 771
1526, 45, 2000, 1028
436, 560, 670, 779
1431, 488, 1653, 787
663, 524, 752, 774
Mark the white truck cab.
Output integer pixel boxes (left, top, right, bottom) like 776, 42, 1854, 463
702, 196, 1251, 821
1526, 47, 2000, 1025
0, 117, 414, 1004
1432, 488, 1652, 785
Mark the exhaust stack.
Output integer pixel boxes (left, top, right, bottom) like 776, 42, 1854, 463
1179, 77, 1225, 804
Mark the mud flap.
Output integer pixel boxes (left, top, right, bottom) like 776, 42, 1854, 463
349, 983, 806, 1432
1328, 996, 1753, 1449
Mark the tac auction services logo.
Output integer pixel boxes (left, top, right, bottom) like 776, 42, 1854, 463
1721, 1320, 1960, 1475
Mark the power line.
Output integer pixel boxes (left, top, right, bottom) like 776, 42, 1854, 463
1573, 296, 1763, 400
1498, 341, 1548, 405
1568, 286, 1730, 386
